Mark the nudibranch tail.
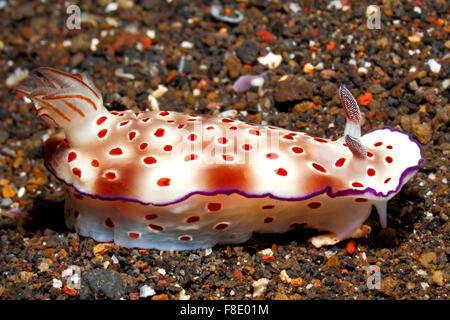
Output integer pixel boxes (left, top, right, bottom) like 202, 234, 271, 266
340, 84, 366, 159
16, 68, 107, 138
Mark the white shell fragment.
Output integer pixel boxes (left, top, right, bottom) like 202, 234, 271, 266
252, 278, 269, 298
426, 59, 441, 74
139, 285, 156, 298
210, 4, 243, 24
5, 68, 29, 88
257, 52, 282, 69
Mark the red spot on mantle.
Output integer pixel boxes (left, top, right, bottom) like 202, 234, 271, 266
186, 216, 200, 223
157, 177, 171, 187
97, 129, 108, 138
208, 203, 222, 212
264, 217, 274, 223
154, 128, 165, 137
109, 147, 123, 156
128, 131, 137, 141
104, 171, 116, 180
179, 235, 192, 241
187, 133, 197, 142
163, 145, 173, 151
292, 147, 304, 154
266, 153, 279, 159
148, 224, 164, 231
222, 154, 234, 162
335, 158, 346, 167
314, 138, 328, 143
72, 167, 81, 178
307, 202, 321, 209
352, 182, 364, 188
96, 116, 107, 125
139, 143, 148, 150
104, 218, 114, 228
249, 129, 261, 136
217, 137, 228, 144
129, 232, 140, 239
68, 152, 77, 162
275, 168, 288, 176
91, 159, 99, 167
184, 154, 198, 161
215, 223, 229, 230
312, 163, 327, 173
143, 156, 157, 165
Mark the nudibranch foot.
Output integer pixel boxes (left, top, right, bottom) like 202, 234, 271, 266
64, 189, 377, 251
18, 68, 423, 250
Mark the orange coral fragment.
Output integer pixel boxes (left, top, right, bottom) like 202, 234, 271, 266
358, 92, 373, 106
63, 285, 77, 296
326, 41, 335, 51
346, 240, 356, 255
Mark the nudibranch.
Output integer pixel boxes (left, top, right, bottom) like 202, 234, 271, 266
17, 68, 423, 250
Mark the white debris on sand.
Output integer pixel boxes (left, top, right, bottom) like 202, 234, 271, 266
426, 59, 441, 74
5, 68, 28, 88
52, 278, 62, 289
139, 285, 156, 298
252, 278, 269, 298
257, 52, 282, 69
280, 270, 292, 283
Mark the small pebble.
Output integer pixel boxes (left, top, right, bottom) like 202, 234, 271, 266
114, 68, 135, 80
180, 41, 193, 49
5, 68, 28, 88
139, 285, 156, 298
105, 2, 118, 12
426, 59, 441, 74
52, 279, 63, 289
257, 52, 282, 69
252, 278, 269, 298
175, 288, 190, 300
328, 0, 342, 10
432, 270, 443, 286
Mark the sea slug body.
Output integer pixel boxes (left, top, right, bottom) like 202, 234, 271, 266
17, 68, 423, 250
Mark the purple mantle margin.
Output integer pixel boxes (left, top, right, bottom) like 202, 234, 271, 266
44, 127, 423, 207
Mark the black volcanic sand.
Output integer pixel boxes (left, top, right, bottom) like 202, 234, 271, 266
0, 0, 448, 300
